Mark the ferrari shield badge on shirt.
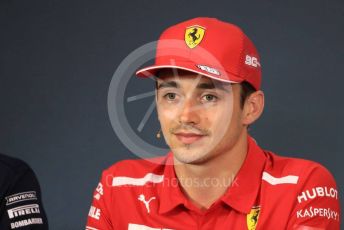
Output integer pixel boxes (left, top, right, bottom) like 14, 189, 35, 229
247, 206, 260, 230
185, 25, 205, 48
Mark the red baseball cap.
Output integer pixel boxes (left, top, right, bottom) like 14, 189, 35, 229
136, 17, 262, 90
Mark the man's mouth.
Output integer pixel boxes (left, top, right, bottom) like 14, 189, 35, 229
174, 132, 206, 144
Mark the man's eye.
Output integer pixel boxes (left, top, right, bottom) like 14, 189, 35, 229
202, 94, 218, 102
163, 93, 177, 100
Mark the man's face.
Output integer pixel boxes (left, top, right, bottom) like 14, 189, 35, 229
156, 69, 246, 165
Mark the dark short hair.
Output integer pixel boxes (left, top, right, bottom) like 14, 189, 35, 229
239, 81, 256, 109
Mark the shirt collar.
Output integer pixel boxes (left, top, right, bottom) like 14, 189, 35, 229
158, 135, 266, 214
158, 152, 188, 214
220, 135, 266, 214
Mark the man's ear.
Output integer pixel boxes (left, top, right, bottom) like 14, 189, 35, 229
242, 90, 265, 126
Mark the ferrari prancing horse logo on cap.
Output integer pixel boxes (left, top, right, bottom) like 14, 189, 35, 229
185, 25, 205, 49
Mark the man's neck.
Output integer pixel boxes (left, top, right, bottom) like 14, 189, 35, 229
173, 131, 249, 211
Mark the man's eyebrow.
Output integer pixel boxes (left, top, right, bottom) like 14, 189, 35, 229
196, 82, 231, 92
157, 81, 179, 89
157, 80, 231, 92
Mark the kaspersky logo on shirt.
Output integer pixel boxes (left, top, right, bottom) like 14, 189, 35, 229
247, 206, 260, 230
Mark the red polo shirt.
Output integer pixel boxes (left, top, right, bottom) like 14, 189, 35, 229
86, 136, 340, 229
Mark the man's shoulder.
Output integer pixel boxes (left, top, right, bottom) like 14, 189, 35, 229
0, 153, 30, 177
0, 153, 36, 201
259, 151, 340, 228
264, 150, 325, 171
102, 155, 168, 179
263, 150, 337, 188
95, 156, 168, 195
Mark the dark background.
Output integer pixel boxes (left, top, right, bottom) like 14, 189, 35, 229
0, 0, 343, 229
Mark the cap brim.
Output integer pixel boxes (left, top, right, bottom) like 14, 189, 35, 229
135, 62, 243, 84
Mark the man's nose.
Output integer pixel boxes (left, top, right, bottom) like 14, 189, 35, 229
178, 98, 201, 125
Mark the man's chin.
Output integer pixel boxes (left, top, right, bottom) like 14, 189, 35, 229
171, 148, 212, 165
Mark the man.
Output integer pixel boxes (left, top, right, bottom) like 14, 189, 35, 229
0, 153, 49, 229
86, 17, 340, 229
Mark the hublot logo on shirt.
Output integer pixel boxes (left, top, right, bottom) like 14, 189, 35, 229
297, 187, 338, 203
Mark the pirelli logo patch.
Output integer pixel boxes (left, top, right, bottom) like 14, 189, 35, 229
7, 204, 41, 219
